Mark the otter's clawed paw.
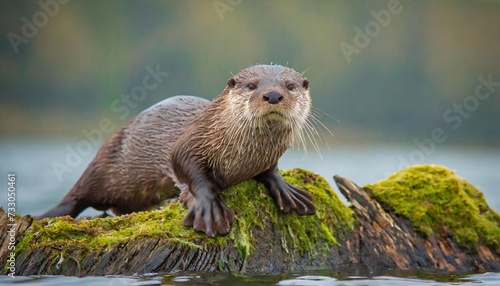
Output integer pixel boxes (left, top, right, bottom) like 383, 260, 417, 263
182, 198, 235, 237
269, 182, 316, 216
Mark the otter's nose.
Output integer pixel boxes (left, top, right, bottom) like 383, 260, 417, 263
263, 91, 283, 104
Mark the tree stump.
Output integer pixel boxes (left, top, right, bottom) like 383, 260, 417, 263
1, 165, 499, 276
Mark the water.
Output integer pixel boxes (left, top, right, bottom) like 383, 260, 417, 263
0, 140, 499, 285
1, 272, 500, 285
2, 140, 498, 215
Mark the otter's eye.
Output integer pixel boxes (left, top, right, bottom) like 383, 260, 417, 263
287, 84, 295, 91
247, 83, 257, 90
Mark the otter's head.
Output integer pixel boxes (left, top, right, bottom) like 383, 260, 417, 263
223, 65, 311, 131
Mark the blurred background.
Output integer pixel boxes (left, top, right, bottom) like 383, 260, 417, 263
1, 0, 499, 215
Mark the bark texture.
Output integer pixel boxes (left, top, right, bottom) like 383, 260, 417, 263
1, 167, 498, 276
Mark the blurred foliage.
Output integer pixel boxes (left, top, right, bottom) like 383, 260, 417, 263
0, 0, 499, 145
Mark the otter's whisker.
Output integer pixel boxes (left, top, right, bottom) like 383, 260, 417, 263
303, 123, 323, 160
300, 67, 312, 77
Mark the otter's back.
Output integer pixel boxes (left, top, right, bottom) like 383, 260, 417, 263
109, 96, 210, 210
122, 95, 210, 177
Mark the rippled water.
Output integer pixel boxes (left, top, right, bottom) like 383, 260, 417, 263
1, 272, 500, 285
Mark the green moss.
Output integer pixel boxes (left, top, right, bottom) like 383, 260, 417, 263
364, 164, 500, 252
15, 201, 203, 255
14, 168, 354, 266
220, 169, 355, 257
277, 169, 355, 253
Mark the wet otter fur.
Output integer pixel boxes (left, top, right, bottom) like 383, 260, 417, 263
38, 65, 316, 237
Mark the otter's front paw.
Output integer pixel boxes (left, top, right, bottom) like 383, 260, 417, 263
254, 165, 316, 216
269, 182, 316, 216
182, 198, 235, 237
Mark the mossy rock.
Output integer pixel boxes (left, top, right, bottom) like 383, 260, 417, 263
365, 164, 500, 252
3, 165, 499, 275
13, 168, 355, 268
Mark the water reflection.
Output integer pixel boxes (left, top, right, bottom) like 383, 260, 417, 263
1, 272, 499, 286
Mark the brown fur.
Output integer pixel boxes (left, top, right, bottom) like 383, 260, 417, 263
38, 65, 316, 237
171, 65, 314, 236
38, 96, 209, 218
173, 65, 310, 191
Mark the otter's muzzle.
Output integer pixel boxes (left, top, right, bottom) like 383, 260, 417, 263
263, 91, 283, 104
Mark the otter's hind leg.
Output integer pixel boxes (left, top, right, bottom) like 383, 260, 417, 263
254, 164, 316, 215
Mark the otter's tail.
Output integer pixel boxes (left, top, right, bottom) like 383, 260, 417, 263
36, 175, 90, 219
36, 198, 84, 219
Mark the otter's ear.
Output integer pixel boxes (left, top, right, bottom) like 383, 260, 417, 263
227, 78, 236, 88
302, 79, 310, 90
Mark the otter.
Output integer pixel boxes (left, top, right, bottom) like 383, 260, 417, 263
38, 65, 316, 237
